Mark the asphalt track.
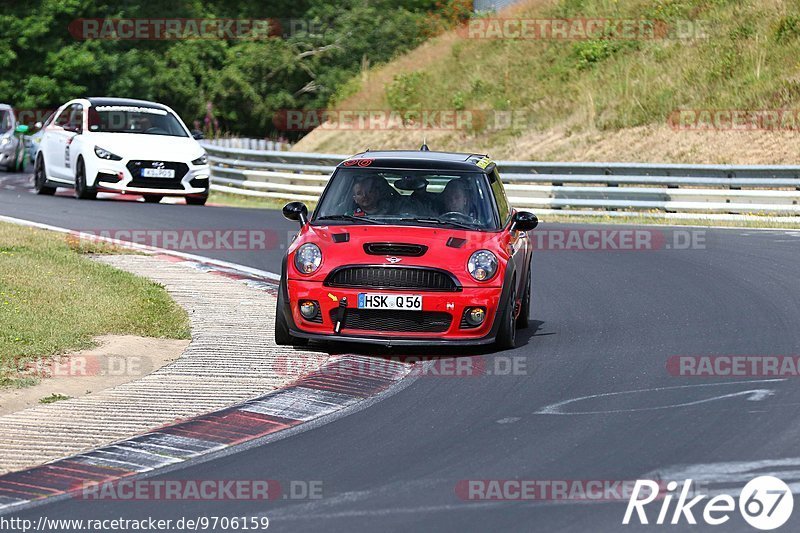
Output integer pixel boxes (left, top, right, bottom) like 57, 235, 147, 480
2, 170, 800, 532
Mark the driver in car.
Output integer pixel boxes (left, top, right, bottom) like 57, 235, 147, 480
137, 116, 153, 133
350, 175, 394, 216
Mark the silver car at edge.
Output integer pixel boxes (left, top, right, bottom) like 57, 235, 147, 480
0, 104, 28, 172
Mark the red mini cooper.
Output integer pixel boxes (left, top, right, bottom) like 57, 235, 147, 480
275, 149, 538, 350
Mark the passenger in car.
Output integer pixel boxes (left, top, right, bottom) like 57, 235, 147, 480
440, 179, 473, 215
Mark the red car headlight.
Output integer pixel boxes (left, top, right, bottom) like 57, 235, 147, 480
294, 243, 322, 274
467, 250, 498, 281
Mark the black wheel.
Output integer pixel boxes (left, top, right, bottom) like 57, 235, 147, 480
516, 265, 531, 329
74, 158, 96, 200
143, 195, 163, 203
275, 284, 308, 347
33, 154, 56, 195
495, 277, 517, 350
186, 196, 207, 206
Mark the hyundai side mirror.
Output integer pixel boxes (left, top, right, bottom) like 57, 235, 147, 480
283, 202, 309, 226
191, 130, 204, 140
512, 211, 538, 232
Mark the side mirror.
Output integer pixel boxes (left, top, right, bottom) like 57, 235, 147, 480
14, 124, 29, 134
191, 130, 204, 140
283, 202, 309, 226
511, 211, 538, 232
34, 121, 43, 130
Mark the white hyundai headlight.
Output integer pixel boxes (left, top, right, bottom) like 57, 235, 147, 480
294, 243, 322, 274
191, 153, 208, 165
468, 250, 498, 281
94, 146, 122, 161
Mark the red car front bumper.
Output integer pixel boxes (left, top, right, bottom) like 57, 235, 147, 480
285, 279, 507, 346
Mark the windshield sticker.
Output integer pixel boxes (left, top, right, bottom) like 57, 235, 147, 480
475, 157, 493, 169
95, 106, 167, 115
343, 158, 374, 167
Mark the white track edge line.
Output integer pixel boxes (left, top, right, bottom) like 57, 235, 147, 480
0, 214, 281, 281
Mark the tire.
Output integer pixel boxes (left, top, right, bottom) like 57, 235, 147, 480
143, 195, 163, 203
186, 196, 208, 206
516, 265, 531, 329
275, 283, 308, 347
495, 277, 517, 350
74, 158, 96, 200
33, 154, 56, 195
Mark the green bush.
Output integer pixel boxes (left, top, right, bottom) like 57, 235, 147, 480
0, 0, 465, 139
385, 71, 429, 112
774, 15, 800, 42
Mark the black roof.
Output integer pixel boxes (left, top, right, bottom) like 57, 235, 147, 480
337, 150, 492, 172
86, 97, 169, 110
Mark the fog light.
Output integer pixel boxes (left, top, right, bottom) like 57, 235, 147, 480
299, 300, 319, 320
466, 307, 486, 326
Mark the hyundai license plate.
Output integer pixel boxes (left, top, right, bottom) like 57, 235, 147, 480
142, 168, 175, 178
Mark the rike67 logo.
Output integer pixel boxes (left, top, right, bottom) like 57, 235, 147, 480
623, 476, 793, 530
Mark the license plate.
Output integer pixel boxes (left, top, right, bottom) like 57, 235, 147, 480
358, 293, 422, 311
142, 168, 175, 178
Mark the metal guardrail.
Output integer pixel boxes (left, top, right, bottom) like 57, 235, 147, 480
201, 143, 800, 217
203, 137, 292, 151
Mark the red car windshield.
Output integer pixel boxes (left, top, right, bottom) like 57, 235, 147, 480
314, 169, 499, 230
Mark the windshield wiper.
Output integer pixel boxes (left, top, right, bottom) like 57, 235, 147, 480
315, 215, 385, 225
397, 218, 476, 230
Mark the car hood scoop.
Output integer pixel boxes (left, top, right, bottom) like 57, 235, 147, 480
363, 243, 428, 257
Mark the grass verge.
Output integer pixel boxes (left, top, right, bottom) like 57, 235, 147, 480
295, 0, 800, 164
0, 222, 190, 387
209, 190, 318, 211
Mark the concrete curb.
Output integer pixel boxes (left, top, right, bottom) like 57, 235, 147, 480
0, 254, 332, 476
0, 217, 416, 513
0, 352, 412, 513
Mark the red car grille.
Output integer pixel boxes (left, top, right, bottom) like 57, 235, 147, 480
324, 266, 460, 292
332, 309, 452, 333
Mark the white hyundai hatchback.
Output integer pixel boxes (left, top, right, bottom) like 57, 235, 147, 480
34, 97, 210, 205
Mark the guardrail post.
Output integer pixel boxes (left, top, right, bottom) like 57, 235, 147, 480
728, 172, 740, 190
